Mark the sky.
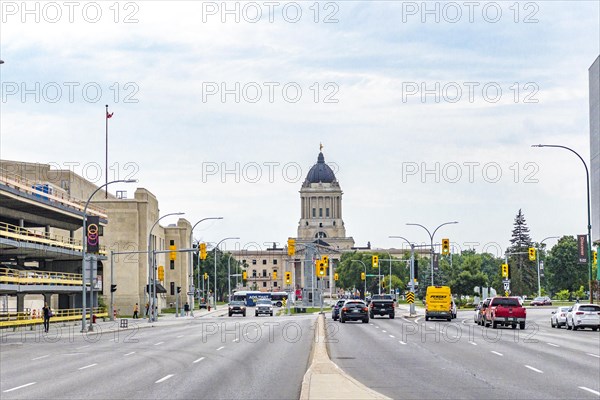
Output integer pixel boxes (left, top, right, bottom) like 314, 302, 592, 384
1, 1, 599, 257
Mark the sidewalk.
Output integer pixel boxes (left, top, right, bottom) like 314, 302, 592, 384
300, 314, 390, 400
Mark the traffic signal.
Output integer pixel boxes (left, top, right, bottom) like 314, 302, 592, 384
372, 255, 379, 269
528, 247, 536, 261
382, 279, 386, 289
593, 251, 597, 265
442, 238, 450, 255
242, 271, 247, 280
170, 244, 177, 261
200, 243, 207, 260
316, 261, 326, 277
273, 271, 277, 280
360, 272, 365, 281
287, 238, 296, 256
111, 284, 117, 293
334, 273, 339, 281
177, 286, 181, 293
501, 263, 509, 278
285, 271, 292, 284
204, 272, 208, 280
158, 265, 164, 281
322, 256, 329, 267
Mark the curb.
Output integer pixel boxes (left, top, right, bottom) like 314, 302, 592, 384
299, 314, 390, 400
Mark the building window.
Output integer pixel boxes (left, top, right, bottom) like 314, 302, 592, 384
262, 269, 267, 277
319, 223, 323, 227
252, 260, 257, 265
242, 259, 246, 264
312, 208, 316, 217
273, 259, 278, 265
170, 260, 175, 270
252, 270, 257, 277
319, 208, 323, 217
274, 281, 278, 287
263, 281, 267, 287
170, 282, 175, 296
315, 232, 327, 238
333, 221, 336, 226
326, 208, 330, 217
262, 259, 267, 265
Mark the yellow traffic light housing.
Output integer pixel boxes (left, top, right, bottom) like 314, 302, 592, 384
170, 244, 177, 261
501, 263, 509, 278
361, 272, 365, 281
158, 265, 164, 281
322, 256, 329, 267
273, 271, 277, 280
316, 261, 326, 277
287, 238, 296, 256
372, 255, 379, 269
334, 273, 339, 281
593, 251, 597, 265
200, 243, 207, 260
442, 238, 450, 255
242, 271, 247, 281
203, 272, 208, 280
285, 271, 292, 284
528, 247, 536, 261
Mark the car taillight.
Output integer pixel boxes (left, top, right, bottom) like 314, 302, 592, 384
362, 307, 368, 312
342, 307, 348, 312
576, 312, 584, 315
560, 313, 565, 317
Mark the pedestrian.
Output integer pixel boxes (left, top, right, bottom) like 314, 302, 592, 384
133, 303, 139, 319
42, 302, 51, 333
145, 302, 149, 318
184, 302, 190, 316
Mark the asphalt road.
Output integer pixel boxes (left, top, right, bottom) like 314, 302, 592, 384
0, 312, 317, 399
328, 306, 600, 400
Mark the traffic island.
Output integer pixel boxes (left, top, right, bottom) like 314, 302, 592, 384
300, 313, 389, 400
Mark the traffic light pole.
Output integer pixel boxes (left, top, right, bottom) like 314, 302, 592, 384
407, 222, 458, 286
389, 236, 416, 315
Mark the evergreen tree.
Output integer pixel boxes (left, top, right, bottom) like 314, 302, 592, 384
507, 209, 536, 295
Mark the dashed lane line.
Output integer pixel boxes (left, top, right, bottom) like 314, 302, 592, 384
193, 357, 205, 364
399, 341, 407, 345
76, 345, 90, 349
216, 346, 225, 351
31, 355, 49, 361
3, 382, 36, 393
578, 387, 600, 396
155, 375, 174, 383
124, 352, 135, 356
524, 365, 543, 374
177, 335, 184, 338
491, 351, 503, 356
469, 342, 477, 346
389, 335, 395, 338
586, 353, 600, 358
154, 341, 164, 346
78, 363, 97, 370
546, 342, 560, 348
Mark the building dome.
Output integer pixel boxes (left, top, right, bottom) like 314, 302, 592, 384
305, 152, 336, 183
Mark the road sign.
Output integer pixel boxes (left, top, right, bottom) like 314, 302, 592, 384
406, 292, 415, 304
187, 291, 194, 295
503, 279, 511, 295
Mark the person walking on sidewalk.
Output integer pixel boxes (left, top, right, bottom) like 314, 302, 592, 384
133, 303, 139, 319
184, 302, 190, 316
42, 302, 52, 333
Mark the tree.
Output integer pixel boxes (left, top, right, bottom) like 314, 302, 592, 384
545, 236, 588, 296
337, 252, 408, 298
507, 209, 536, 296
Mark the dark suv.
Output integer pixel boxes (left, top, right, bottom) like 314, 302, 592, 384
228, 301, 246, 317
339, 300, 369, 323
332, 299, 345, 321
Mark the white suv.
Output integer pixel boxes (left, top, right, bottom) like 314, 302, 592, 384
566, 304, 600, 331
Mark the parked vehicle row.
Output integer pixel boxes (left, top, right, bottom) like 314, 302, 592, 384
552, 304, 600, 331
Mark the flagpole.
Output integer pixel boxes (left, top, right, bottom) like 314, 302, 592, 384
105, 104, 108, 199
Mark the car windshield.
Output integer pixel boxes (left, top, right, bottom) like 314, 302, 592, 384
257, 300, 271, 305
345, 302, 364, 307
492, 298, 520, 307
229, 301, 244, 306
336, 300, 345, 306
560, 307, 570, 312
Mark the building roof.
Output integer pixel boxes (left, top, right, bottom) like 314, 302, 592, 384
305, 152, 336, 184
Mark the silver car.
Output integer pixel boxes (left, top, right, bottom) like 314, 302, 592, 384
550, 306, 571, 328
566, 304, 600, 331
255, 298, 273, 317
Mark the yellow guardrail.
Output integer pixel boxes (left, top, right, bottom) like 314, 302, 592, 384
0, 267, 84, 286
0, 167, 108, 219
0, 307, 107, 328
0, 221, 106, 255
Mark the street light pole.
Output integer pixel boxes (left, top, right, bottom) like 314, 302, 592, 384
407, 221, 458, 286
390, 236, 416, 315
189, 217, 223, 316
148, 212, 184, 323
537, 236, 560, 297
213, 237, 240, 309
228, 253, 236, 302
81, 179, 136, 332
532, 144, 594, 303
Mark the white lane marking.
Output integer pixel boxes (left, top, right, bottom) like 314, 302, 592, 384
546, 342, 560, 348
155, 374, 173, 383
578, 387, 600, 396
31, 355, 49, 361
154, 341, 164, 346
369, 323, 374, 325
525, 365, 543, 374
78, 363, 97, 370
469, 342, 477, 346
586, 353, 600, 358
108, 338, 117, 342
382, 330, 387, 333
76, 345, 90, 349
124, 352, 135, 356
389, 335, 395, 338
491, 351, 503, 357
399, 341, 407, 345
233, 338, 239, 342
193, 357, 205, 364
3, 382, 36, 393
216, 346, 224, 351
177, 335, 184, 338
375, 326, 379, 329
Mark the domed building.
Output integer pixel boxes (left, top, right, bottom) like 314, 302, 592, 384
296, 150, 355, 250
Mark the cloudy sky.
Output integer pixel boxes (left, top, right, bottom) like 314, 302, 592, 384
1, 1, 598, 256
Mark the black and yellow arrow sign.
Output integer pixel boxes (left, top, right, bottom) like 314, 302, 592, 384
406, 292, 415, 304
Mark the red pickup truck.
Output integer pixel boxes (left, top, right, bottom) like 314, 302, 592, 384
483, 297, 526, 329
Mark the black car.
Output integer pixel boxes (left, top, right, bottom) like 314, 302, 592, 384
339, 300, 369, 323
228, 301, 246, 317
332, 299, 346, 321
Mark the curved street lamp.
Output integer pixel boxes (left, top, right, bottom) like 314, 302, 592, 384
532, 144, 593, 302
406, 221, 458, 286
213, 237, 240, 309
81, 179, 137, 332
389, 236, 417, 314
148, 212, 185, 322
